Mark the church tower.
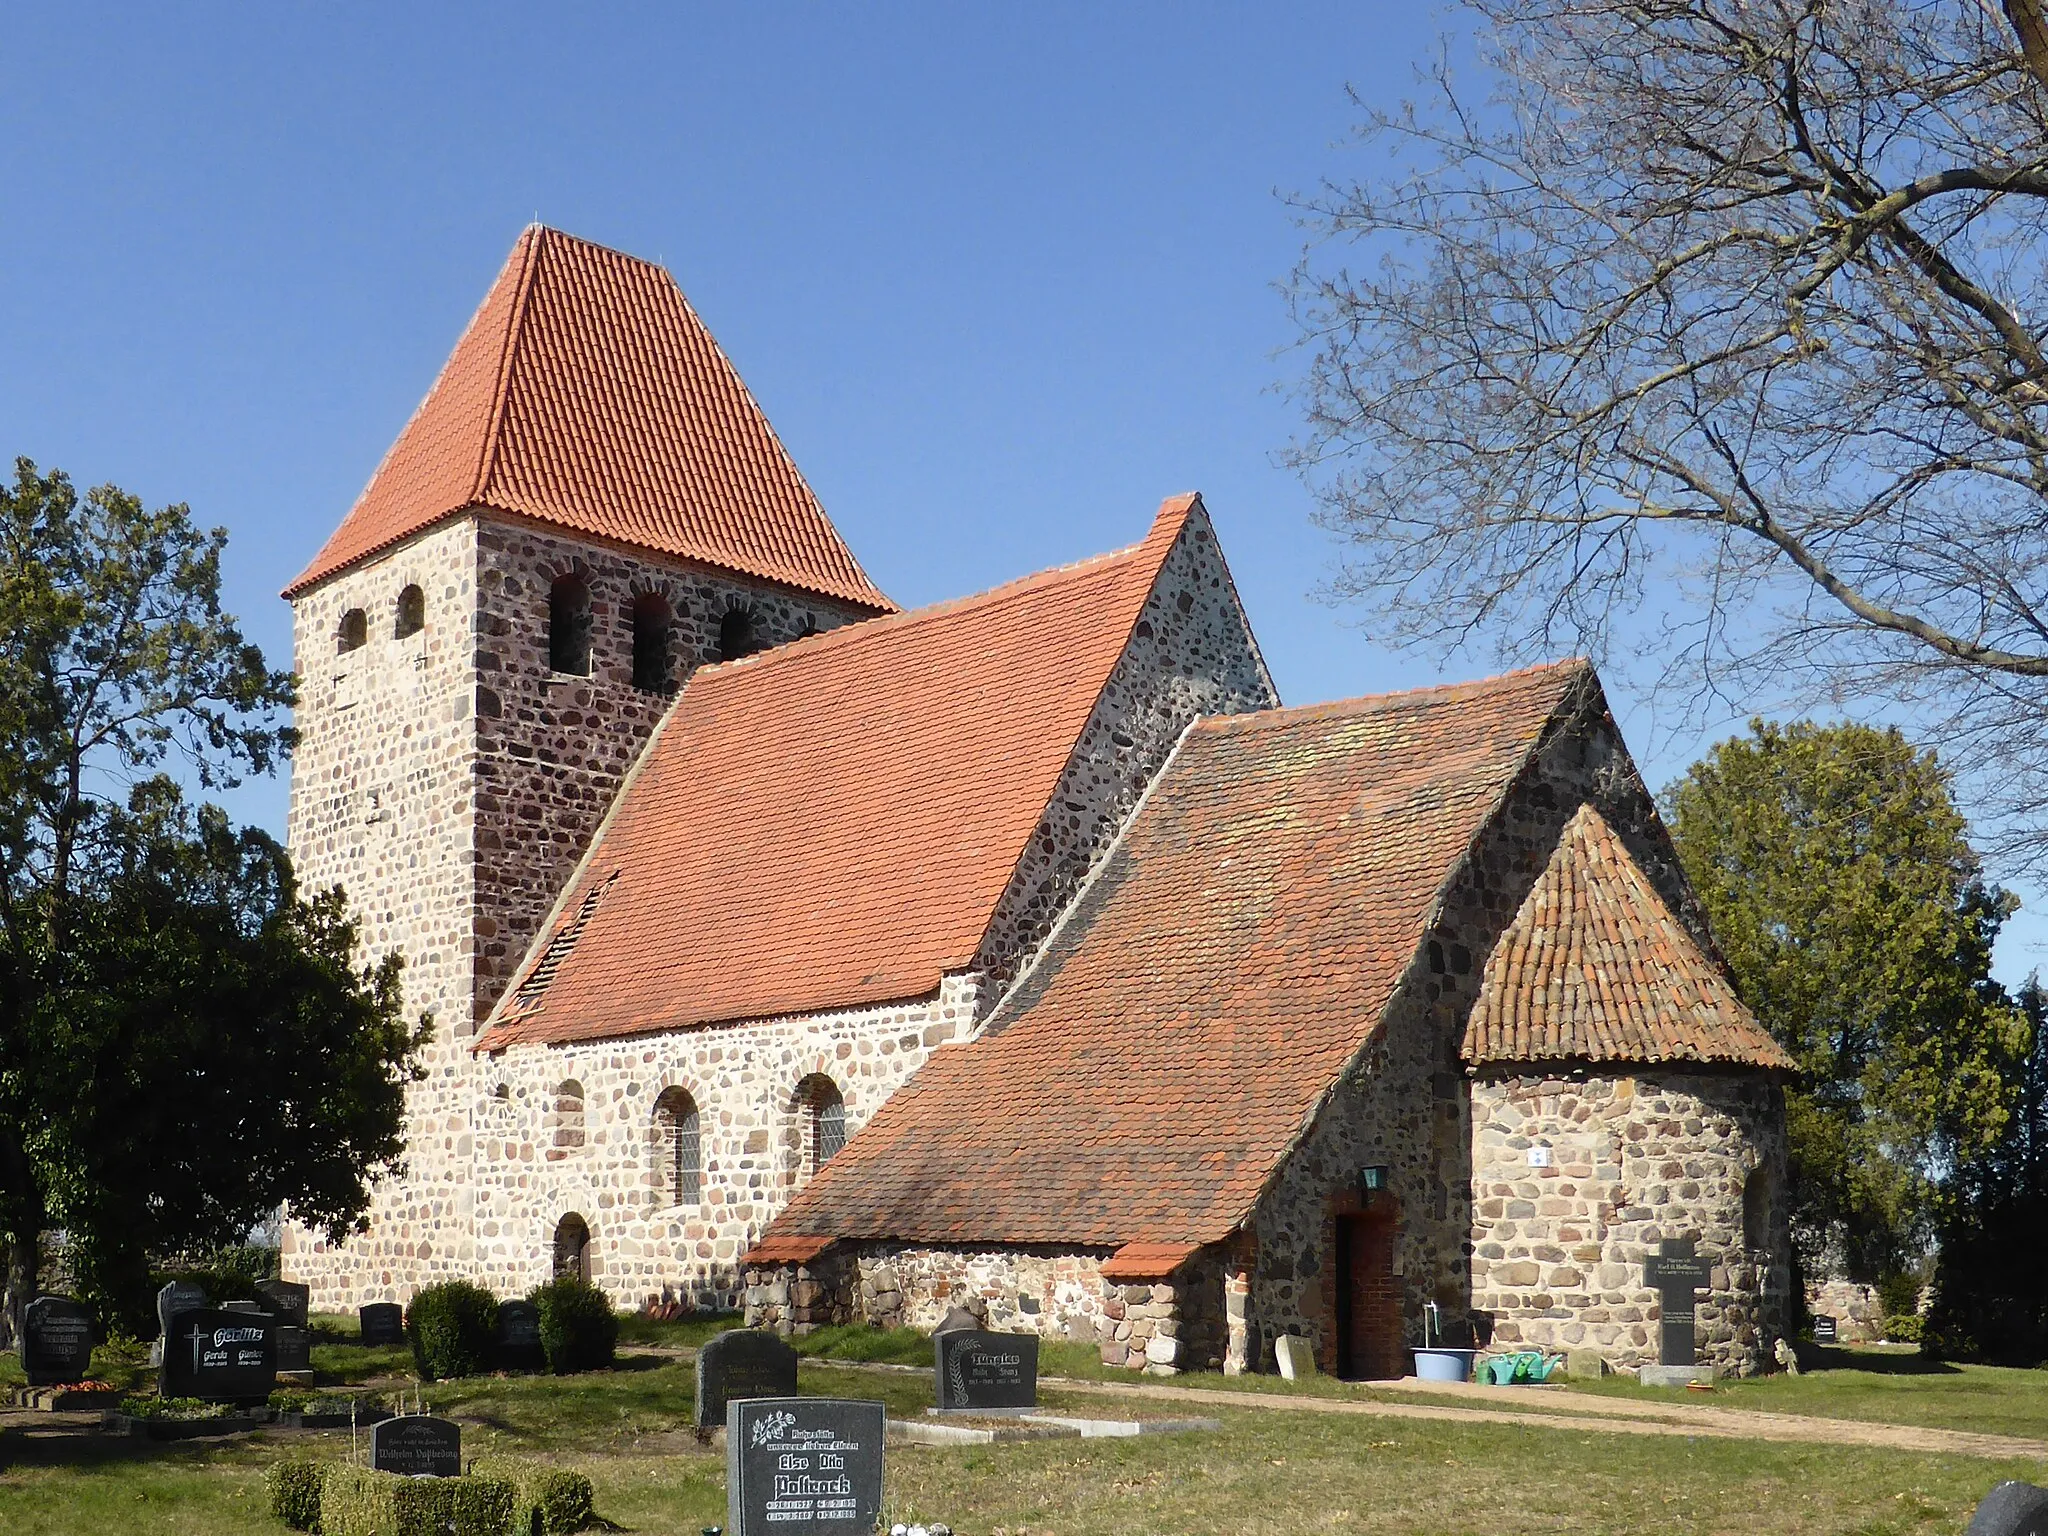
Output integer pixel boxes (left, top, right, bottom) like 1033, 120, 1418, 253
280, 227, 893, 1304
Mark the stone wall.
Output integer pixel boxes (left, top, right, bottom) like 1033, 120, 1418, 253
1469, 1070, 1790, 1376
1806, 1279, 1884, 1342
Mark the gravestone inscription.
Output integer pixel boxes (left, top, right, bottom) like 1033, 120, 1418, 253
1812, 1315, 1838, 1344
275, 1326, 312, 1376
256, 1280, 310, 1327
21, 1297, 95, 1385
933, 1329, 1038, 1412
370, 1413, 462, 1478
695, 1329, 798, 1429
359, 1302, 404, 1346
160, 1308, 276, 1401
156, 1280, 208, 1340
1643, 1239, 1711, 1367
496, 1298, 544, 1372
727, 1397, 884, 1536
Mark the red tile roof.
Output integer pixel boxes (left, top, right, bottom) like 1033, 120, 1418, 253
1099, 1242, 1205, 1281
1462, 805, 1792, 1070
758, 662, 1594, 1252
286, 227, 892, 610
474, 496, 1204, 1052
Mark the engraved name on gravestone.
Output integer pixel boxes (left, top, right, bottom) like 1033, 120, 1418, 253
1643, 1238, 1712, 1367
695, 1329, 799, 1429
21, 1297, 95, 1385
933, 1330, 1039, 1412
1813, 1315, 1838, 1344
359, 1302, 404, 1347
160, 1308, 277, 1402
496, 1298, 544, 1372
370, 1413, 462, 1478
256, 1279, 310, 1327
727, 1397, 885, 1536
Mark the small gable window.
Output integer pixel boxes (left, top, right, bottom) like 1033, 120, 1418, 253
796, 1074, 846, 1175
546, 1079, 586, 1160
549, 574, 592, 675
717, 606, 758, 663
655, 1086, 702, 1206
395, 584, 425, 639
632, 593, 672, 693
337, 608, 367, 654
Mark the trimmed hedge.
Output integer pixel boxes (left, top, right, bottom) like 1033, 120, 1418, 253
475, 1457, 596, 1534
320, 1465, 517, 1536
531, 1277, 617, 1375
1885, 1313, 1925, 1344
268, 1456, 323, 1531
408, 1280, 501, 1381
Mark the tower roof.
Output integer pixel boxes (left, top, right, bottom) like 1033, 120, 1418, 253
285, 227, 893, 610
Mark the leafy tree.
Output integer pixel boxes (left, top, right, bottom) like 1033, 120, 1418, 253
1292, 1, 2048, 872
0, 457, 426, 1339
1665, 721, 2028, 1280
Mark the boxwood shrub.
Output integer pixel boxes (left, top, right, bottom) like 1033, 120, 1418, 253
475, 1457, 596, 1534
408, 1280, 500, 1381
268, 1456, 323, 1531
1884, 1313, 1926, 1344
531, 1276, 617, 1375
321, 1464, 517, 1536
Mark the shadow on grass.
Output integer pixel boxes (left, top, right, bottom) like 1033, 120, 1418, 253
1803, 1345, 1959, 1376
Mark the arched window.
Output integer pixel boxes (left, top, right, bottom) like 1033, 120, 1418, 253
1743, 1167, 1772, 1251
553, 1213, 591, 1281
395, 584, 425, 639
717, 606, 758, 663
546, 1079, 585, 1161
336, 608, 367, 654
549, 575, 592, 675
795, 1074, 846, 1175
631, 593, 672, 693
654, 1087, 701, 1205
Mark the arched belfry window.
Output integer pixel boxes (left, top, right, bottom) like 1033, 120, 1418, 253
717, 606, 758, 663
654, 1087, 701, 1205
336, 608, 367, 654
795, 1074, 845, 1175
631, 593, 672, 693
546, 1079, 585, 1161
553, 1213, 591, 1281
549, 574, 592, 675
395, 584, 425, 639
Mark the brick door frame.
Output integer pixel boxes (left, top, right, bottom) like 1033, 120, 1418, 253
1321, 1187, 1403, 1379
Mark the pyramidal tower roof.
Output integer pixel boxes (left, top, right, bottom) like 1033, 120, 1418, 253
286, 226, 894, 609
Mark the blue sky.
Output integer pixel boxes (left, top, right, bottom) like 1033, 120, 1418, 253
7, 3, 2042, 976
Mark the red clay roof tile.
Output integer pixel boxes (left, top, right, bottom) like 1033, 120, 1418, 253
1462, 804, 1792, 1070
287, 227, 891, 610
758, 662, 1592, 1252
473, 497, 1202, 1052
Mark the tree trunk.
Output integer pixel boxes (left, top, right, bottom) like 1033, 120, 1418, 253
2005, 0, 2048, 93
0, 1227, 36, 1350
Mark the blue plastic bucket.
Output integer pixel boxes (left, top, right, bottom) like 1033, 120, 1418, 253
1412, 1347, 1476, 1383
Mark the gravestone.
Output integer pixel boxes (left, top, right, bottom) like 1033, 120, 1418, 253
370, 1413, 461, 1478
933, 1305, 981, 1334
1643, 1238, 1711, 1367
496, 1297, 545, 1372
727, 1396, 885, 1536
160, 1307, 277, 1402
695, 1328, 799, 1429
933, 1329, 1038, 1412
223, 1300, 266, 1314
156, 1280, 209, 1340
21, 1296, 95, 1385
1813, 1314, 1838, 1344
1969, 1482, 2048, 1536
359, 1301, 404, 1346
1273, 1334, 1317, 1381
275, 1325, 313, 1379
256, 1279, 310, 1327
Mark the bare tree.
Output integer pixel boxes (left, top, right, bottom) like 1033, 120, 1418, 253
1292, 0, 2048, 867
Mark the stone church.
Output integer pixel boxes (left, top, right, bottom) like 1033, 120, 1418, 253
282, 226, 1793, 1377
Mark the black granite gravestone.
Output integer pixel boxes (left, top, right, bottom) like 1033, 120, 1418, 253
1813, 1315, 1838, 1344
156, 1280, 208, 1341
1968, 1481, 2048, 1536
370, 1413, 461, 1477
160, 1308, 277, 1402
496, 1298, 545, 1372
695, 1329, 799, 1429
256, 1280, 310, 1327
21, 1297, 94, 1385
359, 1302, 404, 1346
933, 1329, 1038, 1412
275, 1326, 312, 1375
1643, 1239, 1711, 1367
726, 1397, 884, 1536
